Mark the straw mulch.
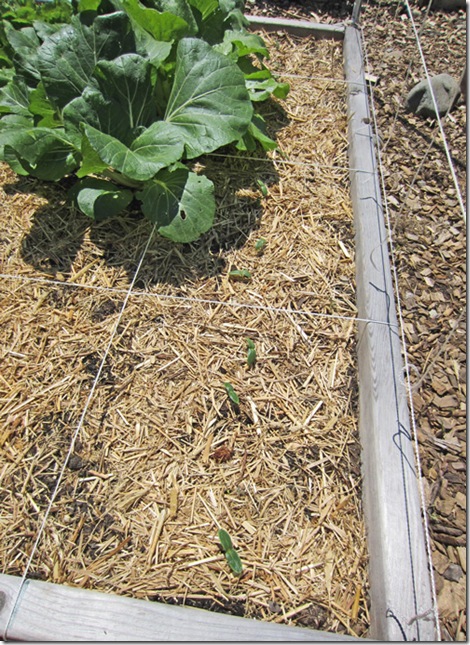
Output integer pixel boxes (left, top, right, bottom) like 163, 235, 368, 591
0, 34, 369, 637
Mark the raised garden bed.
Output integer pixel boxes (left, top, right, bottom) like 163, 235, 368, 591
0, 9, 439, 642
0, 28, 372, 639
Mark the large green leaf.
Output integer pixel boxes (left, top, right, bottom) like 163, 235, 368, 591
137, 165, 215, 242
82, 120, 184, 181
3, 23, 41, 84
164, 38, 252, 158
37, 12, 135, 109
64, 54, 158, 148
0, 78, 32, 116
69, 177, 133, 221
122, 0, 191, 42
1, 127, 79, 180
94, 54, 158, 139
155, 0, 199, 34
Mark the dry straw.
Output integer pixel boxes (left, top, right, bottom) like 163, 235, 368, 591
0, 34, 369, 637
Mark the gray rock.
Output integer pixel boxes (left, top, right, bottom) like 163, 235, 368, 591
443, 563, 464, 582
405, 73, 460, 118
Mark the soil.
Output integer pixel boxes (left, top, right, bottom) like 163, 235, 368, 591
249, 0, 466, 641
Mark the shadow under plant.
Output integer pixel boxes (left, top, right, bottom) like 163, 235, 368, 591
14, 99, 287, 289
15, 157, 276, 289
9, 99, 288, 287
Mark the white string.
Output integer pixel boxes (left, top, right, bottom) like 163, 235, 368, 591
3, 221, 159, 640
279, 72, 366, 86
361, 22, 442, 642
0, 271, 396, 329
403, 0, 466, 222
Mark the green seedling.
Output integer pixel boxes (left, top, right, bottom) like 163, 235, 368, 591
218, 529, 243, 575
246, 338, 256, 367
223, 382, 240, 406
218, 528, 233, 552
256, 178, 268, 197
228, 269, 252, 282
254, 237, 267, 254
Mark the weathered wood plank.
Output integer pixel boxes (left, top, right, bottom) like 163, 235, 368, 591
0, 574, 360, 642
247, 15, 345, 39
343, 24, 437, 641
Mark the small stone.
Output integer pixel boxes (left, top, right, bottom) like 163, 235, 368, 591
268, 601, 282, 614
443, 563, 464, 582
68, 455, 84, 470
405, 74, 460, 118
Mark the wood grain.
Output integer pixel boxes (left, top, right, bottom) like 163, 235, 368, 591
0, 574, 358, 642
247, 15, 345, 39
343, 24, 437, 641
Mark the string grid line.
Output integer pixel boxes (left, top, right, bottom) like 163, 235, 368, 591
207, 151, 367, 175
0, 271, 396, 329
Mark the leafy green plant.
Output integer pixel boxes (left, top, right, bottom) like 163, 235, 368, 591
218, 528, 243, 575
223, 381, 240, 406
254, 236, 266, 253
228, 268, 252, 281
246, 337, 256, 366
0, 0, 288, 242
255, 177, 268, 196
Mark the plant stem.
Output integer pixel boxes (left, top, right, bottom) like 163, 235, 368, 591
103, 169, 143, 189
